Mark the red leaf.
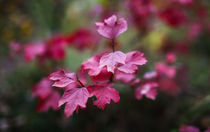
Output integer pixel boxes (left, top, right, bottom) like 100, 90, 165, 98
95, 15, 127, 39
155, 62, 176, 78
135, 82, 158, 100
82, 54, 103, 76
118, 51, 147, 74
36, 90, 60, 112
49, 70, 77, 88
115, 70, 136, 83
99, 51, 126, 73
59, 87, 89, 117
32, 78, 52, 99
90, 84, 120, 109
24, 43, 46, 62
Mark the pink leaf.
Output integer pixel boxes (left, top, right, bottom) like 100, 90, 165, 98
159, 7, 187, 27
143, 71, 157, 79
135, 82, 158, 100
179, 125, 200, 132
155, 62, 176, 78
99, 51, 126, 73
187, 23, 201, 41
118, 51, 147, 73
82, 52, 113, 83
49, 70, 77, 88
82, 54, 103, 76
24, 43, 46, 62
166, 52, 176, 64
117, 64, 138, 74
36, 90, 60, 112
127, 0, 155, 28
66, 28, 99, 50
59, 87, 89, 117
90, 84, 120, 109
32, 78, 52, 99
47, 35, 67, 60
90, 68, 112, 83
125, 51, 147, 65
95, 15, 127, 39
158, 77, 179, 95
131, 79, 141, 87
115, 70, 136, 83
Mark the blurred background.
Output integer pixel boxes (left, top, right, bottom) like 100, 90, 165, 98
0, 0, 210, 131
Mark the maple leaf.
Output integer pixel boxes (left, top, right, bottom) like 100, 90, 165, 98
135, 82, 158, 100
155, 62, 176, 78
159, 7, 187, 27
49, 70, 77, 88
90, 84, 120, 109
158, 77, 179, 95
32, 78, 52, 99
36, 90, 60, 112
117, 64, 138, 74
125, 51, 147, 65
82, 54, 103, 76
99, 51, 126, 73
90, 68, 112, 83
114, 70, 136, 83
82, 52, 113, 83
95, 15, 127, 39
118, 51, 147, 74
24, 43, 46, 62
58, 87, 89, 117
47, 35, 67, 60
66, 28, 99, 50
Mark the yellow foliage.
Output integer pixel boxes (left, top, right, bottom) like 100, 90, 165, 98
142, 29, 166, 51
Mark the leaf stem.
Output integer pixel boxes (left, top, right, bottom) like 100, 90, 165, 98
112, 39, 115, 52
109, 39, 116, 82
76, 75, 85, 87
